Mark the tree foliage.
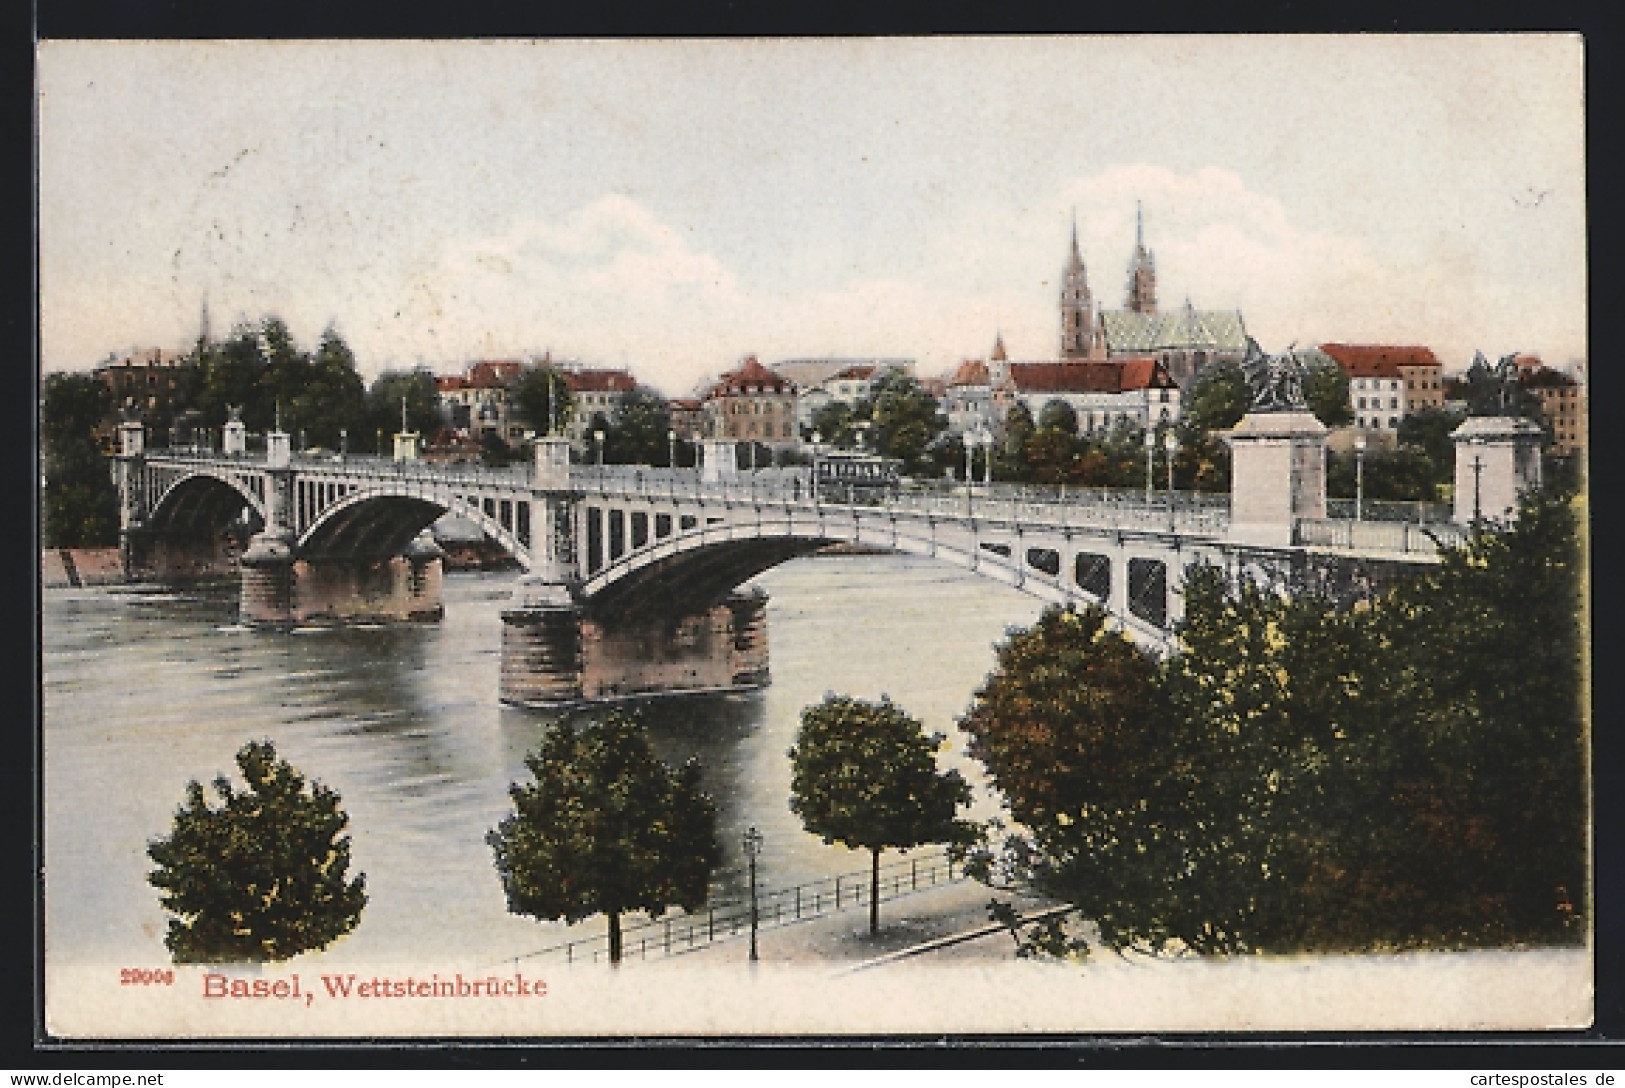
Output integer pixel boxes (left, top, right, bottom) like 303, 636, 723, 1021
1183, 363, 1249, 433
486, 714, 720, 964
512, 366, 575, 437
1037, 398, 1079, 435
788, 695, 973, 933
146, 740, 366, 963
364, 370, 440, 453
599, 388, 676, 465
41, 372, 120, 547
961, 491, 1586, 956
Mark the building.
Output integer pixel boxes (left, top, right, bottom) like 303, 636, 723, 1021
942, 358, 996, 437
562, 367, 639, 448
1316, 343, 1444, 439
1003, 357, 1181, 434
668, 397, 705, 442
1056, 207, 1247, 387
703, 355, 800, 447
93, 347, 192, 445
434, 359, 528, 443
1520, 364, 1588, 457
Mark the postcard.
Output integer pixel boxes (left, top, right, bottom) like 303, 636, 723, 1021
37, 35, 1590, 1039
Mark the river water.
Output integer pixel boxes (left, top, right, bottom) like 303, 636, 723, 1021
41, 555, 1045, 968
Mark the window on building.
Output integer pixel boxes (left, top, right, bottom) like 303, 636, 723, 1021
1388, 417, 1398, 429
1390, 398, 1398, 409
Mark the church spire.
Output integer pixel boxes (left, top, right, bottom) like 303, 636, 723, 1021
1125, 200, 1157, 315
1060, 215, 1094, 358
991, 330, 1007, 362
198, 292, 212, 348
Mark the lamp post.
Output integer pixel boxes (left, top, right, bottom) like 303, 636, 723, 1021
668, 428, 677, 469
1354, 432, 1367, 521
1471, 453, 1484, 525
1163, 430, 1179, 498
743, 826, 763, 964
963, 433, 974, 485
980, 428, 993, 486
339, 429, 348, 461
1143, 429, 1156, 506
594, 429, 605, 467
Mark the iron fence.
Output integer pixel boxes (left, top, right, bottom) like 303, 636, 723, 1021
494, 846, 964, 969
1294, 517, 1466, 555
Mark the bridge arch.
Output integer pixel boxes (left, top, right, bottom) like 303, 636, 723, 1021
296, 489, 532, 566
578, 515, 1172, 647
145, 469, 265, 537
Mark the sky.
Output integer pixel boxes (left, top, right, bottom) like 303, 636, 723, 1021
37, 36, 1586, 396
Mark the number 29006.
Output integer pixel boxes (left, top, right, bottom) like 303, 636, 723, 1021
120, 968, 175, 985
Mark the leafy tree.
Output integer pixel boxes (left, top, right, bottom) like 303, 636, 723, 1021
1184, 363, 1248, 433
788, 695, 973, 934
1302, 352, 1354, 427
865, 370, 947, 474
961, 492, 1586, 955
289, 326, 368, 450
808, 400, 859, 448
1037, 398, 1079, 435
1397, 406, 1460, 490
364, 370, 440, 454
479, 430, 516, 466
487, 715, 720, 965
146, 740, 366, 963
41, 373, 120, 547
959, 607, 1181, 954
600, 387, 674, 465
512, 366, 575, 437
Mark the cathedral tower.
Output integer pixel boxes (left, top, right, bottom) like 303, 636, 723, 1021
1060, 216, 1095, 359
1125, 201, 1157, 315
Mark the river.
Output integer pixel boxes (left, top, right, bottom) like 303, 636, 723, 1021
41, 554, 1046, 968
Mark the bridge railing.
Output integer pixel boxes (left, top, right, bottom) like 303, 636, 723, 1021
1294, 517, 1467, 555
1325, 498, 1454, 524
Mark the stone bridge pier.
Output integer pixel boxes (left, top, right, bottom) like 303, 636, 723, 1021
234, 432, 446, 626
498, 439, 771, 707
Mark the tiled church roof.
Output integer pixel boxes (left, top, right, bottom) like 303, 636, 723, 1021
1101, 305, 1248, 353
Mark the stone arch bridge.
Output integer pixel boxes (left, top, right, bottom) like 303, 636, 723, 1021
112, 419, 1523, 708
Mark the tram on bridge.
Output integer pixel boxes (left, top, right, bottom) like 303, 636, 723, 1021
813, 451, 902, 502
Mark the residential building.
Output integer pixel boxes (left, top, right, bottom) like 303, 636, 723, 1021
704, 355, 800, 447
943, 358, 996, 436
1317, 343, 1443, 439
93, 347, 191, 445
1521, 364, 1588, 457
434, 359, 528, 443
771, 357, 912, 391
668, 397, 705, 442
562, 367, 638, 448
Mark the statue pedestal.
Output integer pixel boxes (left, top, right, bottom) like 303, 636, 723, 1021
1224, 410, 1328, 548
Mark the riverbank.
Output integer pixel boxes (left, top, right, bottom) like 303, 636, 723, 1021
40, 547, 123, 588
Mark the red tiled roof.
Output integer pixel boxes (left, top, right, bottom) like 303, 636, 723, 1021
99, 348, 187, 370
710, 356, 796, 396
828, 365, 877, 382
435, 375, 468, 391
1513, 353, 1544, 370
463, 360, 526, 388
564, 369, 637, 394
1319, 343, 1441, 378
1007, 358, 1175, 394
668, 397, 703, 411
951, 360, 991, 386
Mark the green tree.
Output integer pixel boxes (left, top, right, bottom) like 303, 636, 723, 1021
1301, 352, 1354, 427
807, 400, 859, 448
486, 715, 720, 965
601, 387, 674, 465
365, 370, 440, 454
1397, 407, 1461, 489
512, 366, 575, 437
959, 607, 1181, 954
1184, 363, 1248, 433
1037, 398, 1079, 435
959, 493, 1587, 956
788, 695, 972, 934
865, 370, 947, 474
146, 740, 367, 963
41, 372, 120, 547
290, 326, 368, 450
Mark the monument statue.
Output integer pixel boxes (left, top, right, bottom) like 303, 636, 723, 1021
1241, 337, 1309, 413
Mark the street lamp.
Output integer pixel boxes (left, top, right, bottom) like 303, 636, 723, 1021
743, 826, 763, 964
1354, 432, 1367, 521
339, 429, 348, 461
979, 428, 994, 486
1143, 429, 1156, 506
963, 432, 974, 485
1163, 430, 1179, 497
1471, 453, 1484, 525
668, 428, 677, 469
594, 429, 605, 467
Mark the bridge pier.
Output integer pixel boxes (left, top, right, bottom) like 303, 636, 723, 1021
500, 586, 771, 709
